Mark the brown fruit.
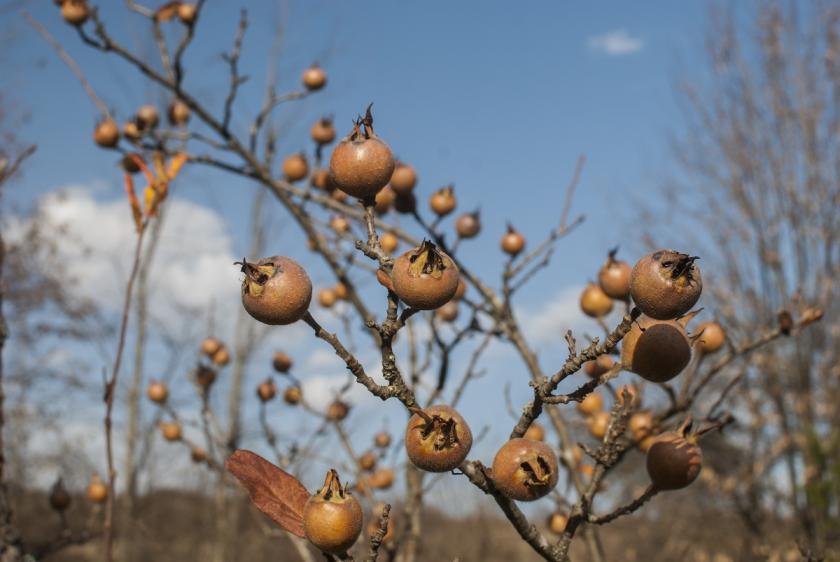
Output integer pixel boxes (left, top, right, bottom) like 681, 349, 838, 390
587, 411, 611, 439
359, 451, 377, 472
177, 3, 197, 24
86, 474, 108, 504
491, 438, 559, 502
621, 316, 691, 383
394, 191, 417, 214
61, 0, 89, 25
311, 116, 336, 145
136, 105, 160, 130
598, 251, 632, 300
374, 185, 396, 214
391, 241, 459, 310
123, 121, 141, 141
146, 381, 169, 403
284, 386, 302, 405
302, 64, 327, 91
201, 337, 223, 357
167, 99, 191, 126
211, 347, 231, 367
435, 300, 459, 322
379, 232, 399, 254
50, 479, 71, 511
374, 431, 392, 449
583, 355, 614, 378
390, 162, 417, 194
191, 447, 208, 463
455, 210, 481, 239
500, 224, 525, 256
646, 431, 703, 491
369, 467, 395, 489
304, 470, 362, 554
257, 379, 277, 402
577, 392, 603, 416
580, 283, 614, 318
523, 422, 545, 442
329, 110, 395, 199
93, 119, 120, 148
331, 188, 349, 203
630, 250, 702, 320
334, 282, 349, 301
161, 422, 183, 442
195, 365, 217, 387
310, 168, 330, 190
405, 405, 472, 472
453, 277, 467, 300
272, 352, 293, 373
629, 411, 655, 440
376, 268, 395, 292
283, 153, 309, 182
638, 435, 657, 452
694, 321, 726, 354
429, 185, 456, 217
239, 256, 312, 325
319, 287, 338, 308
547, 512, 568, 535
329, 215, 351, 234
121, 153, 142, 174
327, 400, 350, 421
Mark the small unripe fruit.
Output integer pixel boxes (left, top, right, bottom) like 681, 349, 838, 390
374, 185, 396, 214
577, 392, 603, 416
50, 479, 71, 512
598, 252, 632, 300
311, 116, 336, 145
167, 99, 191, 126
61, 0, 89, 25
304, 470, 362, 554
93, 119, 120, 148
429, 185, 456, 217
359, 451, 377, 472
329, 109, 394, 199
547, 512, 568, 535
492, 438, 559, 502
435, 300, 459, 322
284, 386, 302, 405
630, 250, 702, 320
272, 352, 293, 373
211, 347, 231, 367
501, 224, 525, 256
319, 288, 338, 308
379, 232, 399, 254
302, 64, 327, 91
580, 283, 614, 318
694, 321, 726, 354
146, 381, 169, 403
161, 422, 182, 442
389, 162, 417, 194
177, 3, 197, 24
191, 447, 208, 463
136, 105, 159, 130
391, 241, 459, 310
283, 153, 309, 182
327, 400, 350, 421
523, 422, 545, 442
646, 431, 702, 491
257, 379, 277, 402
583, 355, 614, 378
239, 256, 312, 325
201, 337, 223, 357
405, 405, 472, 472
621, 316, 692, 383
374, 431, 392, 449
587, 411, 610, 439
455, 210, 481, 239
86, 474, 108, 504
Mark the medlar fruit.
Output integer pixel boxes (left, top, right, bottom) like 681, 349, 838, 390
630, 250, 702, 320
391, 241, 459, 310
304, 469, 363, 554
621, 316, 692, 383
491, 438, 559, 502
329, 106, 394, 199
405, 405, 473, 472
238, 256, 312, 325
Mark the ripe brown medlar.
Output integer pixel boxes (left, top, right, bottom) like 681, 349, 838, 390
389, 162, 417, 194
195, 365, 217, 387
329, 215, 351, 234
319, 287, 338, 309
161, 421, 183, 442
201, 337, 223, 357
190, 447, 208, 463
369, 467, 395, 490
211, 347, 230, 367
334, 282, 349, 301
580, 283, 614, 318
86, 474, 108, 504
523, 422, 545, 442
598, 250, 632, 300
429, 185, 456, 217
329, 106, 395, 199
93, 119, 120, 148
405, 405, 473, 472
302, 64, 327, 91
694, 321, 726, 354
121, 153, 142, 174
123, 121, 141, 142
238, 256, 312, 325
50, 479, 71, 512
391, 241, 459, 310
327, 400, 350, 421
146, 380, 169, 404
629, 411, 655, 441
282, 152, 309, 182
630, 250, 702, 320
491, 438, 559, 502
374, 431, 392, 449
587, 411, 611, 439
583, 354, 614, 378
577, 392, 603, 416
311, 116, 336, 145
374, 185, 396, 214
167, 99, 191, 126
272, 351, 293, 373
621, 315, 692, 383
379, 232, 399, 254
61, 0, 89, 25
257, 379, 277, 402
435, 300, 459, 322
359, 451, 377, 472
136, 105, 160, 130
304, 469, 363, 554
547, 512, 568, 535
500, 224, 525, 256
177, 3, 197, 25
646, 424, 703, 491
455, 210, 481, 239
283, 386, 302, 405
393, 191, 417, 214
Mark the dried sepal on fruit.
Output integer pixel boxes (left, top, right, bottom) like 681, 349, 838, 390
621, 315, 692, 383
491, 438, 559, 502
598, 248, 632, 300
304, 469, 363, 554
329, 105, 395, 199
630, 250, 702, 320
226, 449, 310, 538
391, 241, 460, 310
405, 405, 473, 472
646, 420, 703, 491
238, 256, 312, 325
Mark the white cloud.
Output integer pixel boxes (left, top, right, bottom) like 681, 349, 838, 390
521, 286, 588, 344
587, 29, 644, 56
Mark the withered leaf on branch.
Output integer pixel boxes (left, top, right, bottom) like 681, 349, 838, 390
155, 1, 181, 21
225, 449, 309, 537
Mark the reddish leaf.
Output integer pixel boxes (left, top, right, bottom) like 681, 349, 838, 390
225, 449, 309, 537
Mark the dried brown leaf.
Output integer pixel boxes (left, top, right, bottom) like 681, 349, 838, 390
225, 449, 309, 537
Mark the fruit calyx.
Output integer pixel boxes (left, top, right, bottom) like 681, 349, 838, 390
348, 103, 377, 141
409, 406, 461, 451
519, 454, 554, 487
657, 251, 700, 282
407, 240, 448, 280
236, 258, 276, 296
316, 469, 350, 503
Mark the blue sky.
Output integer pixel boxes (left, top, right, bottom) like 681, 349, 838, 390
2, 1, 727, 499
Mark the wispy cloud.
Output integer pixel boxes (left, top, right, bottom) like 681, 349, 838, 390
587, 29, 644, 56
